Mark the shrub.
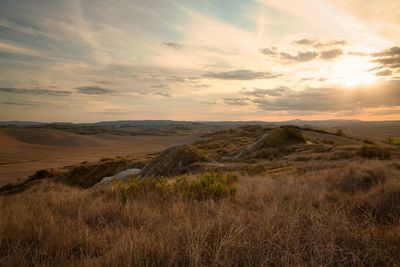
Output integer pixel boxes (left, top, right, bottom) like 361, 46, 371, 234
335, 129, 345, 136
126, 177, 170, 198
357, 145, 391, 160
277, 126, 306, 145
352, 179, 400, 224
110, 171, 239, 202
253, 148, 279, 160
329, 164, 388, 194
388, 137, 400, 146
363, 139, 375, 145
175, 171, 238, 201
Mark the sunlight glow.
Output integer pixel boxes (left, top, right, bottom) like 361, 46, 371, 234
332, 57, 378, 88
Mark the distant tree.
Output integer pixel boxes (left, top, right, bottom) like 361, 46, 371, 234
336, 129, 345, 136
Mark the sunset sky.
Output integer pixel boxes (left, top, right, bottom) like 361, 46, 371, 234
0, 0, 399, 122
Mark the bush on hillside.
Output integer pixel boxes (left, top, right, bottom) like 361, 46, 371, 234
357, 145, 391, 160
329, 163, 388, 194
175, 171, 238, 201
274, 126, 306, 146
352, 179, 400, 224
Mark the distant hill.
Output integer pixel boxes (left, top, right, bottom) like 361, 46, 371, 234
1, 119, 400, 128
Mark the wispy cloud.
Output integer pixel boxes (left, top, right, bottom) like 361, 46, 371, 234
223, 97, 249, 105
293, 38, 346, 48
162, 42, 184, 50
153, 91, 171, 97
0, 87, 71, 96
76, 86, 115, 95
320, 48, 343, 60
375, 69, 392, 76
204, 70, 282, 80
2, 101, 39, 107
280, 51, 319, 62
241, 87, 287, 97
240, 80, 400, 112
0, 41, 43, 57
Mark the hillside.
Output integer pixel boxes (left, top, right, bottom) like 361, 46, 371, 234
0, 128, 199, 184
1, 124, 400, 266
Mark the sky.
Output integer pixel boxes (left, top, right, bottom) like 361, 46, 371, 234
0, 0, 399, 122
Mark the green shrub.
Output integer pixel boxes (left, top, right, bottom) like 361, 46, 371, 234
175, 171, 238, 201
388, 137, 400, 146
126, 177, 170, 197
110, 171, 239, 202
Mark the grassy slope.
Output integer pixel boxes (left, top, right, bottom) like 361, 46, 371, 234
1, 160, 400, 266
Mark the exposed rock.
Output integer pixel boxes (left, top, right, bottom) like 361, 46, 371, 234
95, 168, 141, 186
58, 158, 147, 188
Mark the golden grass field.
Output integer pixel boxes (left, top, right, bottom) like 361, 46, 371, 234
1, 160, 400, 266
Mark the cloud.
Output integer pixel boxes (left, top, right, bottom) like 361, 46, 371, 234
0, 41, 43, 57
150, 84, 170, 89
348, 52, 369, 56
76, 86, 115, 95
313, 40, 346, 48
0, 87, 71, 96
280, 51, 318, 62
201, 100, 217, 105
293, 38, 315, 45
259, 47, 278, 55
91, 80, 114, 85
241, 87, 287, 97
320, 48, 343, 60
328, 0, 400, 25
371, 47, 400, 57
292, 38, 346, 48
153, 91, 171, 97
372, 57, 400, 69
162, 42, 184, 50
299, 78, 314, 82
204, 70, 282, 80
250, 80, 400, 112
223, 97, 249, 105
375, 69, 392, 76
2, 101, 39, 107
370, 46, 400, 69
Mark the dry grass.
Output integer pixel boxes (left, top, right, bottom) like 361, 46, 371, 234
1, 161, 400, 266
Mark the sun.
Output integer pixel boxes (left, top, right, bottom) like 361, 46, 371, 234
332, 57, 378, 88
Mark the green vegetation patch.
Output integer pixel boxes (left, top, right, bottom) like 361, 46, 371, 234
388, 137, 400, 146
175, 171, 238, 201
110, 171, 238, 202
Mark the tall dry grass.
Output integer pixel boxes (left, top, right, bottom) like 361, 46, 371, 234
1, 160, 399, 266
